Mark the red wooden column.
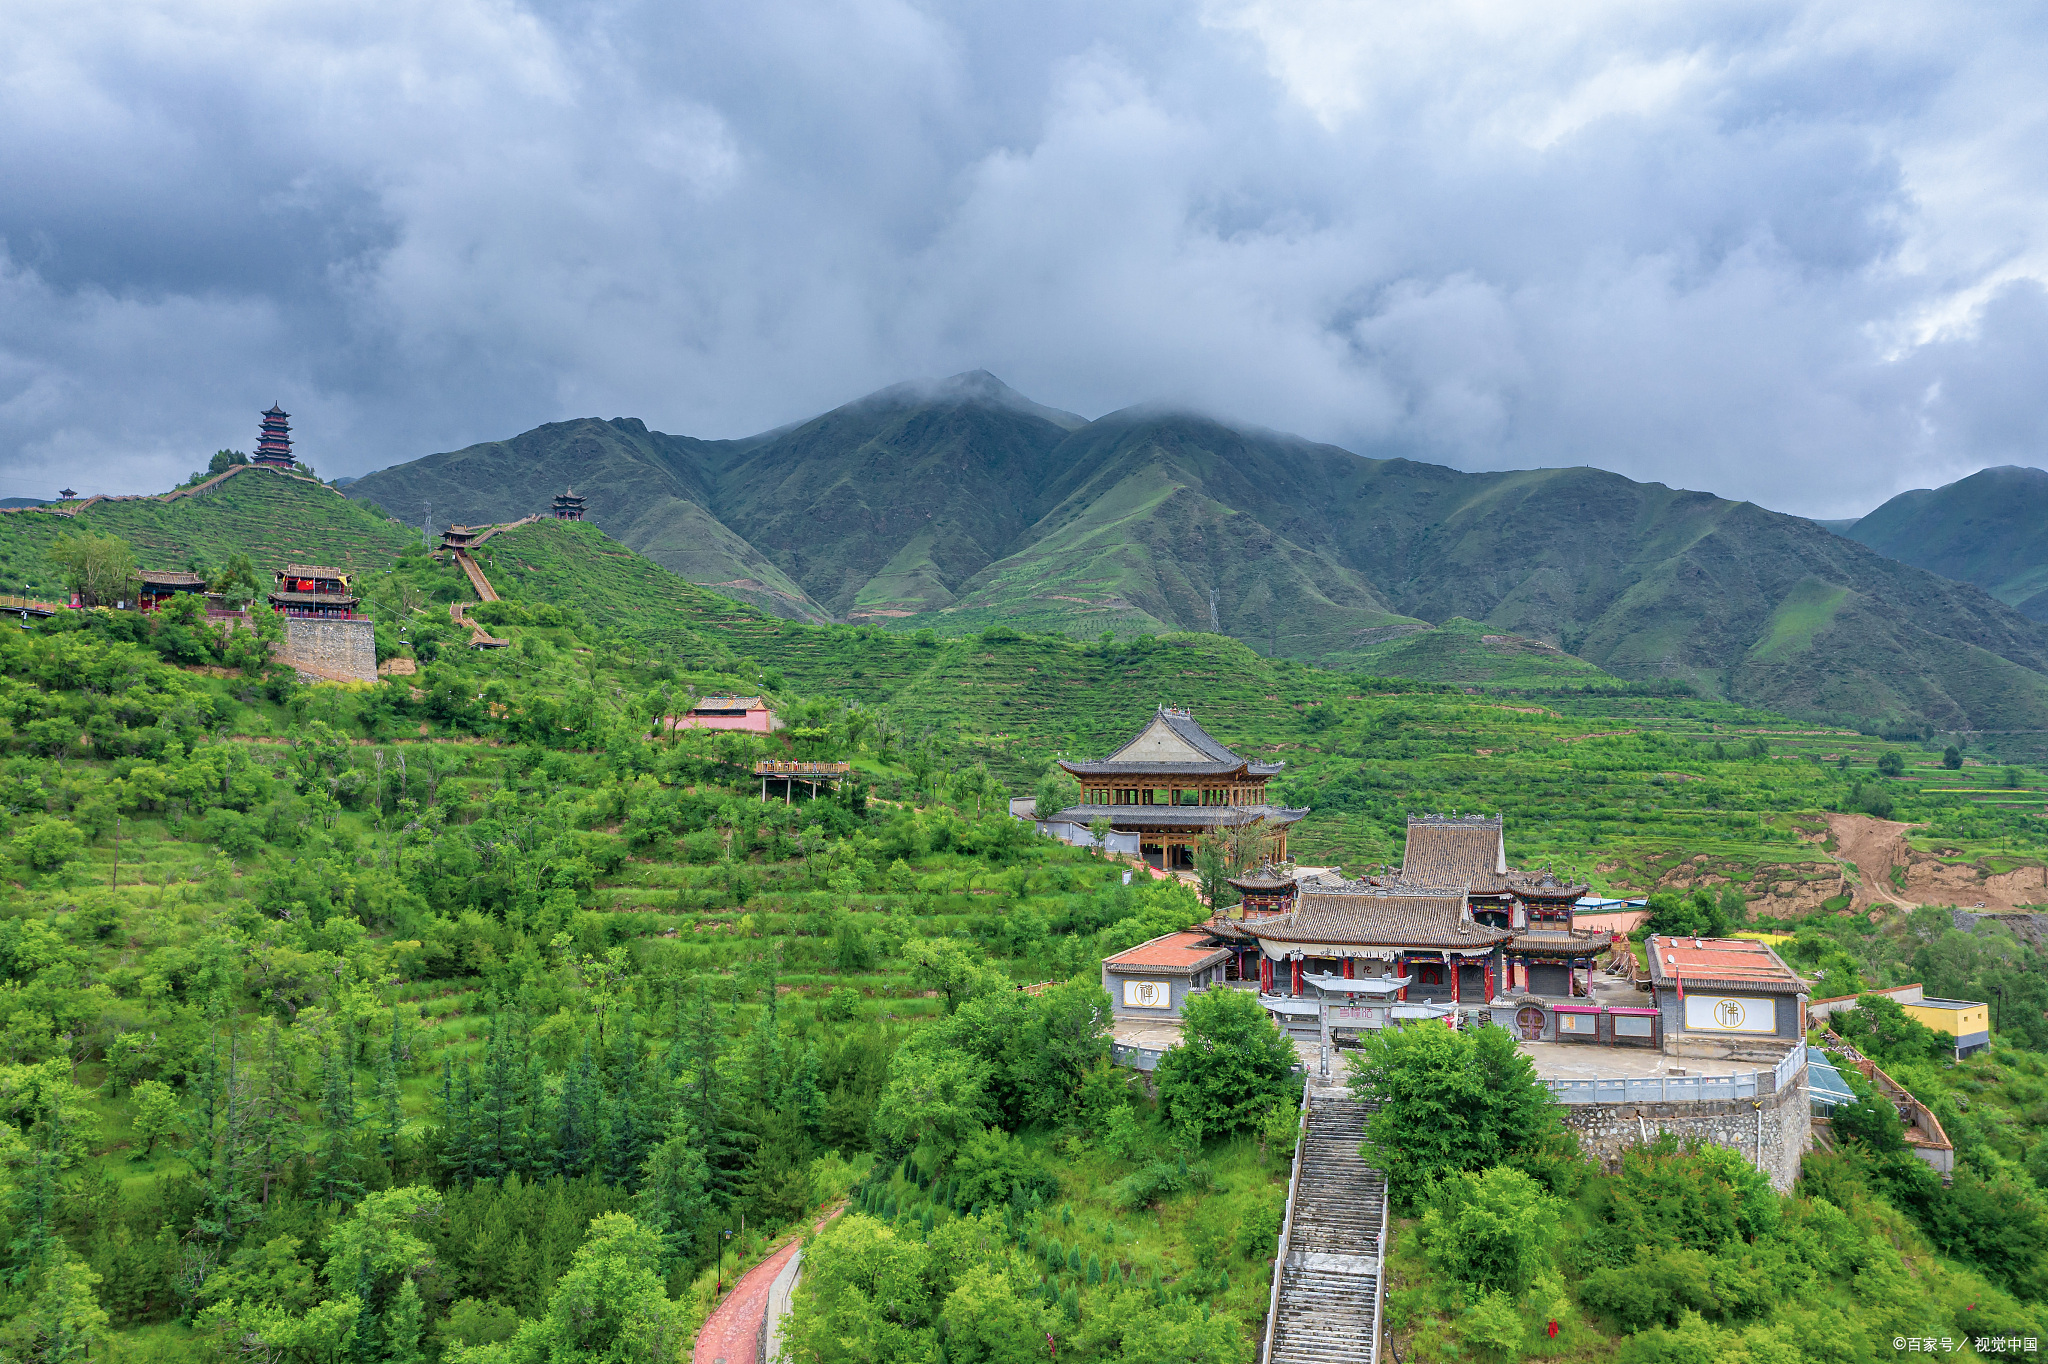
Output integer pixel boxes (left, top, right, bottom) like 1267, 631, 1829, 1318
1343, 957, 1355, 979
1451, 959, 1461, 1004
1290, 958, 1303, 996
1397, 956, 1408, 1002
1260, 956, 1273, 993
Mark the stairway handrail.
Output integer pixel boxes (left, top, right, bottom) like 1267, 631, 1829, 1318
1261, 1083, 1314, 1364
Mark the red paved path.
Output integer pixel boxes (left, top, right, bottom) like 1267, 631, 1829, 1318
691, 1209, 840, 1364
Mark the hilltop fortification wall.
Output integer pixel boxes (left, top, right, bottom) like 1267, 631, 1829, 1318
281, 618, 376, 684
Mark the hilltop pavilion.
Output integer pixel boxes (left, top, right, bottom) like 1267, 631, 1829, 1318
1046, 707, 1308, 869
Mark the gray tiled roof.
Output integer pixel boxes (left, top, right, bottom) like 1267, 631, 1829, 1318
1060, 759, 1246, 777
1058, 708, 1286, 779
1510, 929, 1608, 956
1399, 814, 1509, 894
1047, 804, 1308, 829
1238, 887, 1511, 949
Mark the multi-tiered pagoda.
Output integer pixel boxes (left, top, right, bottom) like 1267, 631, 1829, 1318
253, 405, 295, 469
1051, 707, 1307, 870
551, 488, 587, 520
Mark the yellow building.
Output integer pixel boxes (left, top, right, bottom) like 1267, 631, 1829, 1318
1808, 984, 1989, 1059
1901, 998, 1991, 1058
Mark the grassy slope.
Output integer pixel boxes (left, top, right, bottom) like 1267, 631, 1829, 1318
0, 467, 417, 588
344, 418, 829, 622
1850, 465, 2048, 621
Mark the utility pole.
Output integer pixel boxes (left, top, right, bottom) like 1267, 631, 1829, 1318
111, 816, 120, 889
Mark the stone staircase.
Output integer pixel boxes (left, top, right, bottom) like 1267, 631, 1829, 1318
1265, 1089, 1386, 1364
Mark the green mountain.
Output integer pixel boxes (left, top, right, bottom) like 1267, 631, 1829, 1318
1846, 466, 2048, 622
0, 466, 415, 593
341, 377, 2048, 733
344, 417, 830, 622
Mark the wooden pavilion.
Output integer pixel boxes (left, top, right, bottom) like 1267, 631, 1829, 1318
1049, 707, 1308, 869
551, 489, 587, 521
138, 571, 208, 612
268, 564, 361, 619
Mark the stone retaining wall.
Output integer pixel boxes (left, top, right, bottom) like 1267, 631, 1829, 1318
282, 618, 376, 683
1559, 1062, 1808, 1191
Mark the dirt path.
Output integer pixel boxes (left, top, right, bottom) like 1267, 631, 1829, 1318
1823, 812, 1921, 911
692, 1206, 841, 1364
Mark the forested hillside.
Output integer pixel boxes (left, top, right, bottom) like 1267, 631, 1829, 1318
344, 375, 2048, 736
8, 501, 2048, 1361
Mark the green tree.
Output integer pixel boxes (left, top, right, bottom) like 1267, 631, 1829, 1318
1153, 986, 1301, 1138
904, 937, 1005, 1014
1347, 1020, 1562, 1205
781, 1215, 933, 1364
1877, 751, 1906, 777
637, 1120, 712, 1268
47, 531, 138, 608
1942, 746, 1963, 770
939, 1264, 1057, 1364
870, 1049, 996, 1170
1420, 1166, 1560, 1295
130, 1079, 182, 1156
1032, 764, 1080, 821
12, 819, 85, 874
0, 1246, 111, 1364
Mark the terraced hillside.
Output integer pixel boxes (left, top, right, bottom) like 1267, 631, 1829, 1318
0, 465, 416, 587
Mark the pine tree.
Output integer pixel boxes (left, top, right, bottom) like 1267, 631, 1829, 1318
477, 1016, 521, 1180
637, 1121, 711, 1269
604, 1008, 649, 1189
316, 1023, 364, 1206
554, 1039, 597, 1178
376, 1011, 406, 1170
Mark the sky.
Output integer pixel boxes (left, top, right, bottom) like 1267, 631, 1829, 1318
1, 0, 2044, 517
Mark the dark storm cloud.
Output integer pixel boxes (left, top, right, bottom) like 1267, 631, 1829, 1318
1, 0, 2044, 516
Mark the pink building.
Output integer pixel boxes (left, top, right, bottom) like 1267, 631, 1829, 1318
669, 696, 773, 733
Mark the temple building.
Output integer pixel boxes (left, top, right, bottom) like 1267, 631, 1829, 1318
441, 525, 486, 552
1047, 707, 1307, 869
1390, 815, 1599, 994
138, 570, 208, 612
269, 563, 375, 683
253, 405, 295, 469
551, 489, 587, 521
268, 565, 361, 620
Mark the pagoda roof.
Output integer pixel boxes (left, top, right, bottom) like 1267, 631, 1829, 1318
263, 404, 290, 416
1043, 804, 1308, 830
1226, 863, 1297, 891
1509, 870, 1591, 900
690, 696, 766, 712
1238, 885, 1511, 951
282, 564, 347, 579
1510, 928, 1609, 957
1397, 814, 1509, 894
1058, 707, 1284, 778
139, 571, 207, 587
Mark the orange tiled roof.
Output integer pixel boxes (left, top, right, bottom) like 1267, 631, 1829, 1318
1647, 936, 1803, 992
1103, 930, 1230, 972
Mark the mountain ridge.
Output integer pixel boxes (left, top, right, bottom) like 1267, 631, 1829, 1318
343, 375, 2048, 733
1846, 465, 2048, 622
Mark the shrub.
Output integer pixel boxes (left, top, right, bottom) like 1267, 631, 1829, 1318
1420, 1166, 1560, 1295
1154, 986, 1301, 1137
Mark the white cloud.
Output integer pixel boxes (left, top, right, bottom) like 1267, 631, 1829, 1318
0, 0, 2042, 517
